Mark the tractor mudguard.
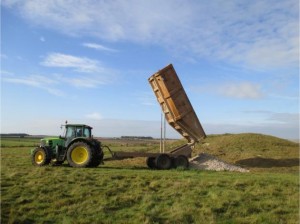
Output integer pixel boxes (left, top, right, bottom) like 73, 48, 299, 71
67, 137, 95, 149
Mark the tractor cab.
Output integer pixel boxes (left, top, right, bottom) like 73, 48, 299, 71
63, 124, 92, 147
64, 124, 92, 138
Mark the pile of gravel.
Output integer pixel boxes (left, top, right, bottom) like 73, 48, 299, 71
189, 153, 249, 173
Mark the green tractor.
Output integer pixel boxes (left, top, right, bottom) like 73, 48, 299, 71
31, 123, 104, 168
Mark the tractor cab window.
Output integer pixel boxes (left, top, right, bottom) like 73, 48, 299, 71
66, 127, 75, 138
76, 127, 83, 137
83, 128, 91, 138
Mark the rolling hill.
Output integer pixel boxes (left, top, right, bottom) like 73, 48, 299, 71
192, 133, 299, 172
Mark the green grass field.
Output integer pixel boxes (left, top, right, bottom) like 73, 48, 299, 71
1, 134, 299, 224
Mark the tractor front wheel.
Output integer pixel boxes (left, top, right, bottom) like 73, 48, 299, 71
67, 142, 93, 168
32, 147, 51, 166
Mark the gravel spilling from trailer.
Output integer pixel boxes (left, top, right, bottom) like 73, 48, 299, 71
189, 153, 249, 172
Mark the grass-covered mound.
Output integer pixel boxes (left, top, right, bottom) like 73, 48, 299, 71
193, 133, 299, 172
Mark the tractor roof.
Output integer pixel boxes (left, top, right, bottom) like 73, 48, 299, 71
66, 124, 93, 129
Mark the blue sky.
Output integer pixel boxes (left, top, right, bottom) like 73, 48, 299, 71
1, 0, 299, 139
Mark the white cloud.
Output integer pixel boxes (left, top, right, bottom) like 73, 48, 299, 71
41, 53, 118, 87
2, 70, 115, 95
0, 54, 8, 59
59, 76, 103, 88
269, 94, 299, 101
267, 112, 299, 124
4, 76, 40, 86
40, 36, 45, 42
41, 53, 100, 73
137, 91, 156, 106
218, 82, 264, 99
243, 111, 299, 124
2, 52, 119, 96
1, 70, 13, 75
243, 110, 272, 114
85, 112, 102, 120
3, 0, 298, 69
194, 82, 264, 99
82, 43, 118, 52
2, 74, 64, 96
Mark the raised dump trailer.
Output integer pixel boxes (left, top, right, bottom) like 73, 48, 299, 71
112, 64, 206, 169
148, 64, 206, 144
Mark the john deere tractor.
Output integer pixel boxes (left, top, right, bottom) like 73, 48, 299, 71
31, 123, 104, 168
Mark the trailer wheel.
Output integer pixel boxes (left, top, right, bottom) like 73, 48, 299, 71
155, 154, 172, 170
146, 157, 156, 169
174, 155, 189, 169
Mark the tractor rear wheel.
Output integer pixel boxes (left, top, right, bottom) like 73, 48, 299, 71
67, 142, 94, 168
32, 147, 51, 166
89, 147, 104, 167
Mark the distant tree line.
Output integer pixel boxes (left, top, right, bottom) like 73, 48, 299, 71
121, 136, 153, 140
0, 133, 29, 138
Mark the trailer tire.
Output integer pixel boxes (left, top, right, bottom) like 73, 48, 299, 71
146, 157, 156, 169
155, 154, 172, 170
174, 155, 189, 169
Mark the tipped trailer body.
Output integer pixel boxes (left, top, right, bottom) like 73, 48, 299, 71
112, 64, 206, 169
148, 64, 206, 144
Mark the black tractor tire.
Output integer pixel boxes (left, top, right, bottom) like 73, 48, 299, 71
67, 141, 94, 168
174, 155, 189, 169
89, 147, 104, 167
32, 147, 51, 166
155, 154, 172, 170
146, 157, 156, 169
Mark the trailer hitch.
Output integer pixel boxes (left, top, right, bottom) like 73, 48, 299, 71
102, 145, 116, 159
